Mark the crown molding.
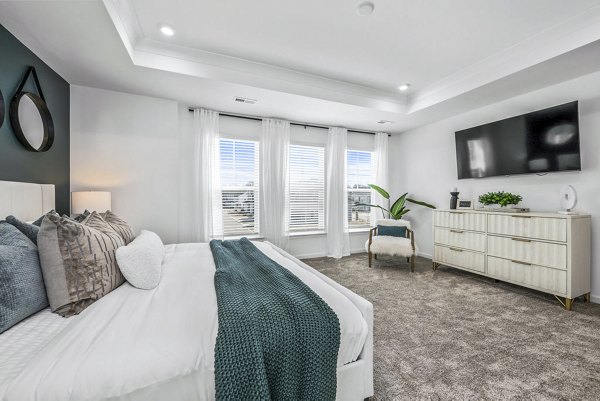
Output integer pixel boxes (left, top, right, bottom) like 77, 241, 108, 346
101, 0, 406, 114
408, 5, 600, 114
103, 0, 600, 116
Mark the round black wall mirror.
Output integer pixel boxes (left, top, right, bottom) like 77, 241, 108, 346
9, 66, 54, 152
0, 89, 5, 129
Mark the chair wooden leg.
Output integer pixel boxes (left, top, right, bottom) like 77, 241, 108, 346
368, 251, 372, 268
406, 257, 409, 263
411, 255, 415, 272
374, 254, 377, 260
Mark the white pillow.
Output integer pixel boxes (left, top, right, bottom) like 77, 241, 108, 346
116, 230, 165, 290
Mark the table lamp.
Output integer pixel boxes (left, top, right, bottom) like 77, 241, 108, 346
71, 191, 111, 215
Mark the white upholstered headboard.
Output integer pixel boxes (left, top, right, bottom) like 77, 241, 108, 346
0, 180, 56, 222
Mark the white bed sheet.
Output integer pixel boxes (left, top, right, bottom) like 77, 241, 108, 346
1, 241, 368, 401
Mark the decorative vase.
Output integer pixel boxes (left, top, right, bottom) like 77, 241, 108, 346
450, 192, 459, 209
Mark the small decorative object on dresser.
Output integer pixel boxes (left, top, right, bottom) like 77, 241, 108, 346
450, 190, 460, 209
457, 199, 474, 209
478, 191, 522, 209
558, 185, 578, 215
432, 209, 591, 310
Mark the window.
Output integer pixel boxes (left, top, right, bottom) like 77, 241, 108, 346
220, 139, 260, 237
289, 145, 325, 232
347, 150, 373, 228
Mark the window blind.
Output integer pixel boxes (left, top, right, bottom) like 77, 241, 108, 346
289, 144, 325, 232
347, 150, 373, 228
220, 139, 260, 237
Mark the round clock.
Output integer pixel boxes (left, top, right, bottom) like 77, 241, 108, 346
9, 66, 54, 152
0, 89, 5, 129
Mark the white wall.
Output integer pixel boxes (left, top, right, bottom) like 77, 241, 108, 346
71, 86, 370, 256
389, 71, 600, 302
70, 85, 180, 244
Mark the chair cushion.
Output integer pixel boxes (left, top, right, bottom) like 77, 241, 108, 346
376, 219, 411, 229
366, 236, 417, 257
377, 225, 406, 237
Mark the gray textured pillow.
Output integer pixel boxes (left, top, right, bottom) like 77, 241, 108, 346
32, 210, 55, 227
5, 215, 40, 245
0, 222, 49, 334
100, 210, 135, 244
37, 211, 126, 317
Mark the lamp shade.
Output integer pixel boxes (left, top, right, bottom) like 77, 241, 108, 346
71, 191, 111, 215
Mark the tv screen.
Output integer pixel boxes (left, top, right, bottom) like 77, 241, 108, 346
455, 101, 580, 179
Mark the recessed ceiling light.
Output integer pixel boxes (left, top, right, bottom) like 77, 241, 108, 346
398, 83, 411, 92
377, 120, 394, 125
356, 1, 375, 16
159, 24, 176, 37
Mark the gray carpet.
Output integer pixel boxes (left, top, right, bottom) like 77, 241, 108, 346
303, 253, 600, 401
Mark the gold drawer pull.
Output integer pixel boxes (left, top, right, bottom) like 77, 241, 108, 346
449, 211, 464, 214
511, 237, 531, 243
511, 260, 531, 266
450, 229, 464, 234
511, 215, 531, 218
449, 247, 463, 252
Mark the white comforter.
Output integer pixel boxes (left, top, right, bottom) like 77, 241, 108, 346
1, 241, 368, 401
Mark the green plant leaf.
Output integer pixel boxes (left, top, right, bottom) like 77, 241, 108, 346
394, 209, 410, 219
390, 193, 408, 216
355, 203, 389, 215
368, 184, 390, 200
406, 198, 436, 209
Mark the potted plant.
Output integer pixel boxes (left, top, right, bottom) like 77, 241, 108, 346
356, 184, 436, 219
478, 191, 523, 209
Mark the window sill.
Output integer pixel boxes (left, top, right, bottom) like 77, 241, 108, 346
289, 230, 326, 238
349, 227, 372, 233
224, 234, 264, 241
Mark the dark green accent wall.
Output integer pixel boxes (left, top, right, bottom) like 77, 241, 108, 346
0, 24, 70, 215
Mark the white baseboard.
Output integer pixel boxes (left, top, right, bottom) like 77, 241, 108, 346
591, 294, 600, 304
417, 251, 432, 259
294, 247, 365, 260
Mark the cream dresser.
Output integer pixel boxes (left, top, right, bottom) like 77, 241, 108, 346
432, 209, 591, 310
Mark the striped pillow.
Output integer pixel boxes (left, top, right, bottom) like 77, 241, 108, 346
37, 211, 126, 317
100, 210, 135, 244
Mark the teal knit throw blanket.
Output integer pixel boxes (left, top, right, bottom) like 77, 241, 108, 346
210, 238, 340, 401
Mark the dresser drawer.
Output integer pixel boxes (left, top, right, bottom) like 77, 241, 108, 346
434, 245, 485, 273
487, 235, 566, 270
434, 211, 486, 232
434, 227, 486, 252
487, 256, 566, 295
487, 214, 566, 242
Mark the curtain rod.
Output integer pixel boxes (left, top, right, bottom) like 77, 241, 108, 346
188, 108, 389, 136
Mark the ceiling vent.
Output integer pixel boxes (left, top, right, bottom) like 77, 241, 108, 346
377, 120, 394, 125
233, 96, 257, 104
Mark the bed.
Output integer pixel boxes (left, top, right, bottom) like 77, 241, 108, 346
0, 180, 374, 401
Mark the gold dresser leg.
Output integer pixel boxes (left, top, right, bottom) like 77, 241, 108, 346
583, 293, 591, 303
565, 298, 574, 311
554, 295, 575, 311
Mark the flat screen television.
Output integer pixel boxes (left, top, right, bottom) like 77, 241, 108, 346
455, 101, 580, 179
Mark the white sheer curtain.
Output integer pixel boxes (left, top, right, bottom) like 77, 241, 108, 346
371, 132, 389, 224
260, 118, 290, 250
326, 127, 350, 259
192, 108, 223, 242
